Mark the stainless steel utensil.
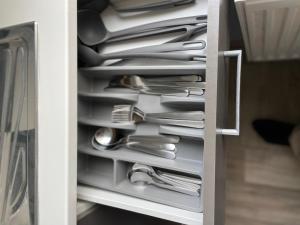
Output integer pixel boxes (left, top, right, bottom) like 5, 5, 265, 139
142, 111, 205, 121
128, 171, 200, 196
92, 138, 177, 159
79, 0, 195, 13
131, 164, 200, 190
93, 127, 179, 145
107, 75, 205, 96
78, 40, 206, 67
126, 143, 177, 159
125, 81, 206, 92
78, 10, 207, 46
145, 117, 205, 128
92, 127, 176, 150
91, 127, 178, 159
127, 135, 180, 143
110, 75, 204, 87
140, 81, 205, 89
107, 23, 207, 44
158, 171, 202, 185
106, 40, 206, 54
112, 105, 205, 128
141, 75, 203, 82
92, 136, 176, 151
105, 86, 204, 97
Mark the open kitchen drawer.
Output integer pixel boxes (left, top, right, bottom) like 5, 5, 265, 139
76, 0, 241, 225
0, 0, 240, 224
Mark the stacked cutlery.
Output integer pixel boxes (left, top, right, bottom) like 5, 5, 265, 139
128, 163, 201, 196
91, 127, 180, 159
112, 105, 205, 128
107, 75, 205, 96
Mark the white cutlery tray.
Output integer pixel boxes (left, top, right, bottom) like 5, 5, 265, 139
77, 0, 207, 213
78, 66, 205, 212
78, 153, 203, 212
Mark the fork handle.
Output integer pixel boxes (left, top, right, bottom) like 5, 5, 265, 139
158, 171, 202, 185
127, 135, 180, 143
144, 117, 205, 128
145, 111, 205, 121
152, 179, 200, 196
126, 143, 176, 159
154, 173, 201, 191
143, 75, 203, 82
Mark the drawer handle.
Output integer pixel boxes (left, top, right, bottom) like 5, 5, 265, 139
219, 50, 242, 136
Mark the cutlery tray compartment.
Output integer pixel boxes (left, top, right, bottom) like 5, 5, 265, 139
78, 69, 206, 212
78, 154, 114, 188
77, 0, 208, 215
78, 125, 204, 175
115, 160, 203, 212
77, 155, 203, 212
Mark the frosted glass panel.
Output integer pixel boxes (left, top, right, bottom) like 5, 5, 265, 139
0, 23, 37, 225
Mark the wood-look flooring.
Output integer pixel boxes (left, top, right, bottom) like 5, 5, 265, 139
225, 60, 300, 225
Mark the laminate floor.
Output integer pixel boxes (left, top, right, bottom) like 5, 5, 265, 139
225, 60, 300, 225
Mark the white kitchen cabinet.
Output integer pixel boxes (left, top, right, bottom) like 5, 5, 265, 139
0, 0, 241, 224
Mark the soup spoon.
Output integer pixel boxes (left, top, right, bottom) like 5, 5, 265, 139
91, 127, 178, 159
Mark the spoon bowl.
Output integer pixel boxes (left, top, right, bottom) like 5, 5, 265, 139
129, 171, 155, 187
94, 127, 117, 147
78, 10, 108, 46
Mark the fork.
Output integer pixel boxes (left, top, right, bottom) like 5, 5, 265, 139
111, 75, 206, 89
107, 75, 205, 96
111, 105, 205, 128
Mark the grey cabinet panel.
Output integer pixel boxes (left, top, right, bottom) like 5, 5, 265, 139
204, 0, 230, 224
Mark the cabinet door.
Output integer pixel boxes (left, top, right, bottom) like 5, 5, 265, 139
0, 1, 77, 225
205, 0, 233, 224
0, 23, 38, 225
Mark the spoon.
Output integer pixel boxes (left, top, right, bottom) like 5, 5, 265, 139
92, 137, 177, 159
131, 163, 201, 191
79, 0, 195, 13
128, 171, 200, 196
92, 128, 177, 151
78, 9, 207, 46
78, 40, 206, 67
91, 127, 178, 159
93, 127, 179, 146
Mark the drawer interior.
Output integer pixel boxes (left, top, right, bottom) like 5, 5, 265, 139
77, 0, 208, 215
